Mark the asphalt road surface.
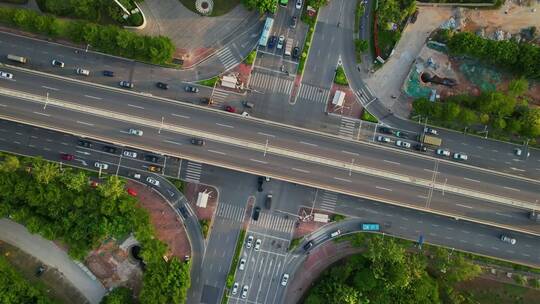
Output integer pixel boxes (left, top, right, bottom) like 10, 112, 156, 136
0, 67, 539, 235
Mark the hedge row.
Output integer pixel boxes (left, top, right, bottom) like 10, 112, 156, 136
0, 7, 174, 65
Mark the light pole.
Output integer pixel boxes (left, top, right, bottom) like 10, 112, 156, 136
43, 92, 49, 110
85, 44, 91, 53
158, 116, 164, 134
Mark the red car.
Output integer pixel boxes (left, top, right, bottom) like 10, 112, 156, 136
60, 153, 74, 161
127, 188, 138, 197
225, 105, 236, 113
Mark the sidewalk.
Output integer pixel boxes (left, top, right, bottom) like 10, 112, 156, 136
0, 219, 106, 304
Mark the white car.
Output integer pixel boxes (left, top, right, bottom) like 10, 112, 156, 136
423, 127, 438, 135
0, 71, 14, 79
254, 239, 262, 251
395, 140, 411, 148
76, 68, 90, 76
436, 148, 451, 157
94, 162, 108, 170
146, 177, 160, 187
453, 152, 468, 161
281, 273, 289, 286
295, 0, 302, 10
241, 285, 249, 299
330, 230, 341, 238
239, 258, 246, 270
246, 235, 254, 249
500, 234, 516, 245
376, 135, 391, 143
277, 35, 285, 50
123, 150, 137, 158
514, 148, 530, 157
231, 282, 239, 295
128, 128, 143, 136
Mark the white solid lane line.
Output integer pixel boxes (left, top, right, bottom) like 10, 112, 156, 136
503, 186, 520, 192
0, 103, 6, 107
163, 140, 182, 146
208, 150, 227, 155
334, 177, 351, 183
127, 104, 144, 109
41, 85, 59, 91
375, 186, 392, 191
456, 204, 473, 209
171, 113, 190, 119
84, 95, 102, 100
76, 121, 94, 126
257, 132, 275, 138
383, 160, 400, 165
341, 150, 359, 156
464, 177, 481, 183
33, 111, 50, 117
216, 123, 234, 128
299, 141, 318, 147
292, 167, 310, 173
250, 159, 268, 164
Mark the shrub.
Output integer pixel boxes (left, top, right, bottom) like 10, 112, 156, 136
361, 109, 379, 123
334, 66, 348, 85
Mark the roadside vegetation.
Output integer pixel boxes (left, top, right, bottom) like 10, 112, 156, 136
374, 0, 416, 60
333, 66, 348, 86
354, 0, 365, 34
330, 213, 346, 222
354, 39, 368, 63
306, 232, 491, 303
197, 76, 219, 87
413, 77, 540, 144
0, 7, 174, 65
243, 50, 257, 65
297, 0, 328, 75
179, 0, 241, 16
0, 152, 190, 304
240, 0, 276, 14
288, 237, 302, 251
100, 287, 133, 304
167, 177, 185, 193
360, 109, 378, 123
199, 219, 210, 239
36, 0, 144, 26
0, 255, 57, 304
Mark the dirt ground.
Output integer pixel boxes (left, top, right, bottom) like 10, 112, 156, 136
0, 241, 88, 304
455, 276, 540, 303
462, 1, 540, 36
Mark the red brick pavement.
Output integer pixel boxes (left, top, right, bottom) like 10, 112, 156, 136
326, 84, 363, 118
127, 181, 191, 259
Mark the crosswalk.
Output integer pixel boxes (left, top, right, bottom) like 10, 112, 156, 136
216, 203, 245, 222
216, 47, 238, 71
250, 212, 296, 235
250, 72, 294, 95
319, 191, 338, 212
339, 116, 357, 138
210, 89, 229, 108
184, 161, 202, 183
356, 87, 374, 106
297, 84, 329, 104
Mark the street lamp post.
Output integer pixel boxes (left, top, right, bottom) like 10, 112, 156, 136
85, 44, 91, 53
43, 92, 49, 110
158, 116, 164, 134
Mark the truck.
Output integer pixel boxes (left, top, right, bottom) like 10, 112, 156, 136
284, 38, 293, 56
7, 54, 27, 64
419, 133, 442, 147
361, 223, 380, 231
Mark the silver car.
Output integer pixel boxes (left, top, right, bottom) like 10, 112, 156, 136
231, 282, 239, 295
146, 177, 160, 187
94, 162, 108, 170
128, 128, 143, 136
123, 150, 138, 158
376, 135, 391, 143
241, 285, 249, 299
396, 140, 411, 148
239, 258, 246, 270
500, 234, 516, 245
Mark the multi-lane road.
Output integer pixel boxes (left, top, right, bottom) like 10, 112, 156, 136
0, 65, 539, 235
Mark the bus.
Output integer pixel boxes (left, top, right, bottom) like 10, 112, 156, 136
279, 0, 289, 7
259, 17, 274, 47
361, 223, 380, 231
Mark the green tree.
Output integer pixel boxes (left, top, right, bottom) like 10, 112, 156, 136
307, 0, 329, 9
100, 287, 133, 304
32, 159, 59, 184
0, 155, 20, 172
241, 0, 277, 14
355, 39, 369, 53
508, 78, 529, 97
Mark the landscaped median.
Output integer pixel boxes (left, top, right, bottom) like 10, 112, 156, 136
223, 229, 246, 301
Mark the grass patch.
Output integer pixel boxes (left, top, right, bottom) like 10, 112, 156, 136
243, 50, 256, 65
330, 214, 346, 222
178, 0, 241, 16
197, 76, 219, 87
225, 229, 246, 289
334, 66, 348, 85
457, 277, 540, 303
361, 109, 378, 123
199, 219, 210, 239
288, 237, 302, 251
167, 177, 185, 193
